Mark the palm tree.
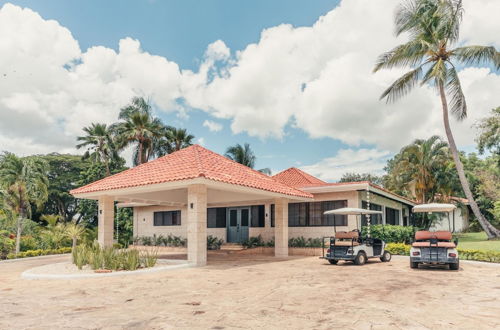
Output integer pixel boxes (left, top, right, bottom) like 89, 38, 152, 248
76, 123, 117, 176
225, 143, 271, 174
154, 127, 195, 157
64, 222, 86, 252
40, 214, 63, 228
0, 153, 49, 253
395, 136, 449, 203
374, 0, 500, 238
113, 97, 165, 166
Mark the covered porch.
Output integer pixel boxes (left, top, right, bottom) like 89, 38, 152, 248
70, 145, 313, 267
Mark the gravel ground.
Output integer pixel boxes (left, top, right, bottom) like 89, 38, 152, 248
0, 254, 499, 329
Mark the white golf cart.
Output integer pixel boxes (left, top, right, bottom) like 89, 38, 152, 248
410, 203, 459, 270
320, 207, 391, 265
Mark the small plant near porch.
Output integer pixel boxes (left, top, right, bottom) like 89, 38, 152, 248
72, 242, 158, 271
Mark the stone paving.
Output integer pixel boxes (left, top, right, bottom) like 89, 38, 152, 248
0, 254, 499, 329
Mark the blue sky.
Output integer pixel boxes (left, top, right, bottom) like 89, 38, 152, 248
1, 0, 498, 180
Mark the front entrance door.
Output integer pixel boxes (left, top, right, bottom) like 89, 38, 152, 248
227, 208, 250, 243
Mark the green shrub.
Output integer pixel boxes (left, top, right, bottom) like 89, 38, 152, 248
0, 232, 15, 259
135, 235, 187, 247
123, 249, 140, 270
386, 243, 411, 256
288, 236, 323, 248
6, 247, 72, 259
207, 235, 224, 250
361, 225, 415, 244
140, 249, 158, 268
242, 235, 266, 248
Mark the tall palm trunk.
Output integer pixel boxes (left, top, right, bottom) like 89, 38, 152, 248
438, 83, 500, 239
15, 209, 24, 254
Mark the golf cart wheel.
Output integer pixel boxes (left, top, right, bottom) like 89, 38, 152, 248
449, 259, 459, 270
328, 259, 338, 265
354, 252, 367, 265
380, 250, 391, 262
410, 260, 419, 269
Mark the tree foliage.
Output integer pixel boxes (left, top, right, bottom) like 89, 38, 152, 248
339, 172, 383, 185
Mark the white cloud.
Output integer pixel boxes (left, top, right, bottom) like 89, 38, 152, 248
0, 3, 181, 156
196, 137, 205, 146
181, 0, 500, 150
0, 0, 499, 159
202, 120, 223, 132
300, 148, 391, 182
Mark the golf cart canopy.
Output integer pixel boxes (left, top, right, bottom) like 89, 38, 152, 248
413, 203, 457, 213
324, 207, 383, 216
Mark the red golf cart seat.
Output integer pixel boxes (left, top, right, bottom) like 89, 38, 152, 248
412, 230, 456, 248
335, 231, 359, 239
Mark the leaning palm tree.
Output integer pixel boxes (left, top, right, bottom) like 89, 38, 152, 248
154, 127, 195, 156
113, 97, 166, 166
76, 123, 117, 176
0, 153, 49, 253
374, 0, 500, 238
225, 143, 271, 174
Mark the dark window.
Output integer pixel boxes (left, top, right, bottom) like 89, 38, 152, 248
153, 211, 181, 226
289, 203, 308, 226
271, 204, 275, 227
207, 207, 227, 228
386, 207, 400, 225
229, 209, 237, 226
361, 201, 383, 226
251, 205, 265, 227
241, 208, 249, 226
288, 200, 347, 227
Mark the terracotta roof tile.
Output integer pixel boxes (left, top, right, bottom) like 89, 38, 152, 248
272, 167, 326, 188
71, 145, 312, 199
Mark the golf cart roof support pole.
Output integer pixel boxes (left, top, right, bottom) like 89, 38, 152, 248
453, 209, 455, 233
366, 187, 371, 238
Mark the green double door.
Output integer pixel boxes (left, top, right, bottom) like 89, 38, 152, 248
227, 207, 250, 243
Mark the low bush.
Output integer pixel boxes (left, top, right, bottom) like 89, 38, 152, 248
288, 236, 323, 248
6, 247, 72, 259
207, 235, 224, 250
242, 235, 266, 248
134, 235, 187, 247
71, 242, 158, 271
386, 243, 500, 263
361, 225, 415, 244
386, 243, 411, 256
0, 231, 15, 259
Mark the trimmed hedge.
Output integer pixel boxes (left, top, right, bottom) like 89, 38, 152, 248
6, 247, 72, 259
361, 225, 415, 244
386, 243, 500, 263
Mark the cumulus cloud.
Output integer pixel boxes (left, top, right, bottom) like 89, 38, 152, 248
202, 120, 223, 132
0, 0, 499, 160
300, 148, 391, 182
0, 3, 181, 156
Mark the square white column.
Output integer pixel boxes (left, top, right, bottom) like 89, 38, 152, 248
187, 184, 208, 266
98, 196, 114, 247
274, 198, 289, 258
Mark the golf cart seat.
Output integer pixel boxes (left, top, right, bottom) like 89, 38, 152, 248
412, 230, 456, 248
334, 240, 360, 246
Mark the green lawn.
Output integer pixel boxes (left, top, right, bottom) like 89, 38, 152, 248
454, 232, 500, 252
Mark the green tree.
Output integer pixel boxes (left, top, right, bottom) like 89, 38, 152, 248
113, 97, 165, 166
36, 154, 90, 222
0, 153, 49, 253
154, 127, 195, 157
64, 222, 86, 252
76, 123, 117, 176
374, 0, 500, 238
225, 143, 271, 174
340, 173, 383, 185
476, 107, 500, 159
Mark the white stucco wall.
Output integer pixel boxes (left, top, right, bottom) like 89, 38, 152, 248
133, 190, 414, 242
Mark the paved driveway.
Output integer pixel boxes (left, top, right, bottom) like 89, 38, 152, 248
0, 254, 499, 329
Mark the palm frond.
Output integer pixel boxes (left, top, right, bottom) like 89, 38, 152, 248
373, 39, 428, 72
451, 46, 500, 69
380, 65, 423, 103
446, 65, 467, 121
421, 58, 447, 86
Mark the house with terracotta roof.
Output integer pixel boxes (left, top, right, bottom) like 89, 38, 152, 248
71, 144, 421, 266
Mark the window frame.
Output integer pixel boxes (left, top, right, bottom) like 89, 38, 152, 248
153, 210, 182, 226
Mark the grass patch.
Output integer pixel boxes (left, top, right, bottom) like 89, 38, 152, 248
454, 232, 500, 252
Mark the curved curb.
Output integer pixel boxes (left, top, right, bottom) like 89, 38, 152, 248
21, 260, 192, 280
